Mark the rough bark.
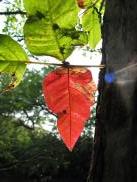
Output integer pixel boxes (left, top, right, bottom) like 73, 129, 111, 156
88, 0, 137, 182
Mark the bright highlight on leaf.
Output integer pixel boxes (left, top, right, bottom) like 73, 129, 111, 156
0, 34, 28, 92
43, 67, 96, 150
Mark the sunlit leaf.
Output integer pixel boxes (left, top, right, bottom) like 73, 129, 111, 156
43, 67, 96, 150
24, 0, 78, 28
23, 0, 87, 61
0, 34, 28, 91
82, 9, 101, 49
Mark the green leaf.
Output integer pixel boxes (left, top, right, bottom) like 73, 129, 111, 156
24, 0, 78, 29
0, 34, 28, 91
82, 9, 101, 49
23, 0, 87, 61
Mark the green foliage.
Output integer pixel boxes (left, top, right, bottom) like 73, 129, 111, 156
23, 0, 87, 61
83, 0, 94, 8
0, 0, 104, 89
24, 23, 88, 61
82, 9, 101, 49
24, 0, 78, 28
0, 34, 28, 91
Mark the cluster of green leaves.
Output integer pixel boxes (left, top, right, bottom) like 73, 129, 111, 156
24, 0, 87, 61
0, 0, 104, 91
23, 0, 104, 55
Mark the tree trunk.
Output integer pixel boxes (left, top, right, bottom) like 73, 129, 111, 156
88, 0, 137, 182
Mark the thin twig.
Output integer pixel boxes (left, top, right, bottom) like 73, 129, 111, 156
28, 61, 105, 68
0, 60, 105, 68
0, 10, 26, 15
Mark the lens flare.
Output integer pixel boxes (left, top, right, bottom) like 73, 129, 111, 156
105, 72, 116, 84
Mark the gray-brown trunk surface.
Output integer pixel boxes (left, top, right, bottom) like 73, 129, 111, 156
88, 0, 137, 182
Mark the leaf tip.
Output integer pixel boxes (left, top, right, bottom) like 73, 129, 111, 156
65, 142, 76, 152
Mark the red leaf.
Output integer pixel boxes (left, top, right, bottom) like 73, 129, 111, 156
43, 67, 96, 150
